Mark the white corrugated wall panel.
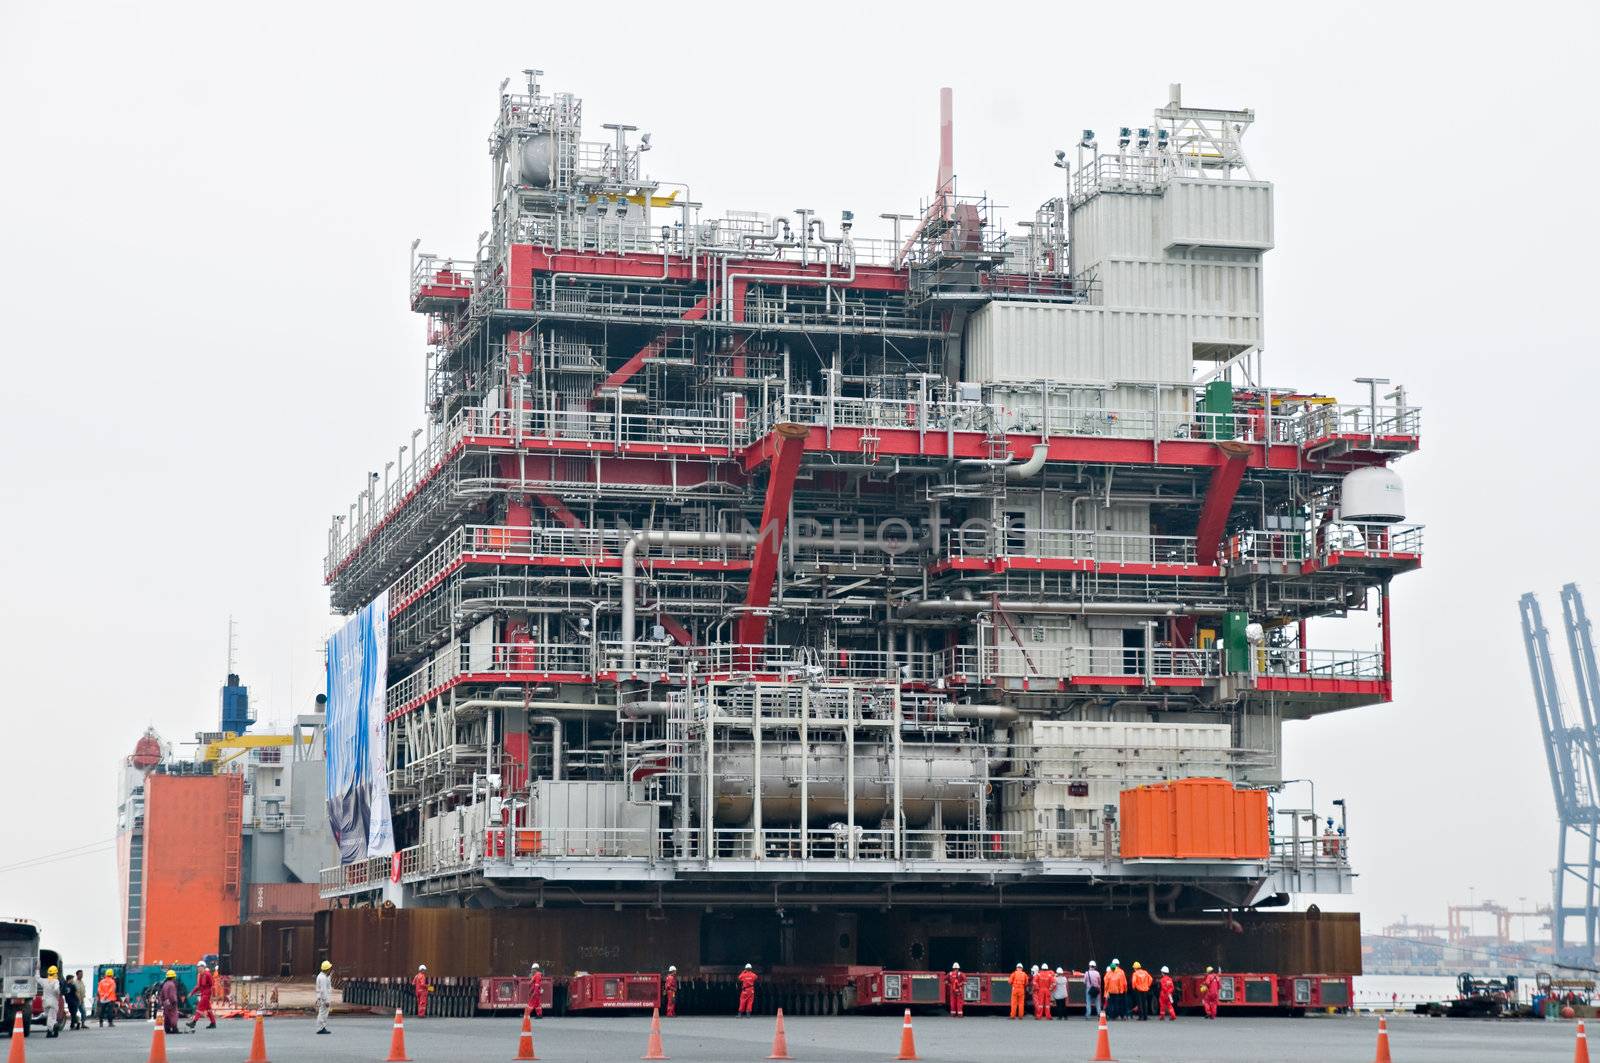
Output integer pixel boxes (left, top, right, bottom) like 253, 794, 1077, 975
966, 303, 1190, 386
1161, 180, 1274, 251
1070, 192, 1163, 273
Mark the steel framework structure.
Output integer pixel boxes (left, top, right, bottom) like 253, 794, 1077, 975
1521, 584, 1600, 960
317, 73, 1422, 926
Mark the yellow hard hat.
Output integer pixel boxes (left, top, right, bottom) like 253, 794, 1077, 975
320, 961, 332, 971
47, 966, 57, 976
1133, 962, 1142, 969
104, 970, 114, 977
165, 970, 176, 979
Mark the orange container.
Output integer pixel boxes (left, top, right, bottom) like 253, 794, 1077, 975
1119, 778, 1268, 860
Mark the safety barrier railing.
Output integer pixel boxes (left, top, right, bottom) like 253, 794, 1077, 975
943, 644, 1220, 682
1269, 833, 1350, 873
1226, 529, 1307, 565
410, 254, 475, 305
1252, 648, 1384, 681
320, 854, 391, 891
1317, 522, 1424, 561
943, 528, 1198, 565
1294, 403, 1421, 445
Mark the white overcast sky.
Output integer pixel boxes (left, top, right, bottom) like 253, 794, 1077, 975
2, 1, 1595, 961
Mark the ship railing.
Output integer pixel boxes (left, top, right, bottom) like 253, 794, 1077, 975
943, 528, 1198, 566
942, 644, 1220, 682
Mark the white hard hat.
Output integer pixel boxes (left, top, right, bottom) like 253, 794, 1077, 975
197, 961, 207, 968
1088, 961, 1097, 968
531, 963, 541, 970
1055, 967, 1064, 974
1016, 963, 1024, 969
744, 963, 753, 970
419, 964, 427, 971
951, 962, 960, 970
1030, 965, 1039, 972
1160, 966, 1169, 974
668, 965, 677, 973
1111, 958, 1120, 966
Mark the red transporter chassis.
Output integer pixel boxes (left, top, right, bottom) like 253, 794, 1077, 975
473, 967, 1350, 1016
1174, 972, 1353, 1014
477, 973, 660, 1014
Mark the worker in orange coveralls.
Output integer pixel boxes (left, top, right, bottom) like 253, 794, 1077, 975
1034, 964, 1055, 1019
1102, 960, 1127, 1020
945, 963, 965, 1016
1008, 963, 1029, 1019
185, 961, 217, 1030
1157, 966, 1177, 1021
1202, 966, 1221, 1019
412, 965, 430, 1017
737, 964, 758, 1016
1130, 962, 1152, 1020
664, 966, 678, 1017
528, 963, 545, 1018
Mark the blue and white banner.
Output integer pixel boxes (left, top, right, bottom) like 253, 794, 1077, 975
326, 590, 395, 864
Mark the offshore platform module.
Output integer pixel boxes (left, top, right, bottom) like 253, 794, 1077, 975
320, 74, 1420, 951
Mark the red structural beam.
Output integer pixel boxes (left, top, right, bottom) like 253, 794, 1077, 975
1194, 442, 1253, 565
735, 423, 811, 646
596, 292, 714, 395
499, 246, 909, 311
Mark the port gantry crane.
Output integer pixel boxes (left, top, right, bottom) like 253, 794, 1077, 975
1520, 583, 1600, 962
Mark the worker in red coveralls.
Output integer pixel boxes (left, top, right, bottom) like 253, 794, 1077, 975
664, 966, 678, 1017
1157, 966, 1177, 1021
1202, 966, 1221, 1019
1034, 963, 1055, 1019
736, 963, 758, 1016
184, 961, 217, 1030
527, 963, 544, 1018
945, 963, 965, 1016
412, 965, 430, 1017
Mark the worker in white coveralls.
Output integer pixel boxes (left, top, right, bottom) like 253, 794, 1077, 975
315, 961, 334, 1034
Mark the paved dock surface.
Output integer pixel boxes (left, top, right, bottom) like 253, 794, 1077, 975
8, 1012, 1579, 1062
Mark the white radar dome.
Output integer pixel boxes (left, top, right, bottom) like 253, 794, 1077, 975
1338, 467, 1406, 524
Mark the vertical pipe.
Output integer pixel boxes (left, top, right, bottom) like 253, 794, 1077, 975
845, 701, 856, 861
892, 688, 904, 861
752, 689, 763, 859
799, 686, 809, 860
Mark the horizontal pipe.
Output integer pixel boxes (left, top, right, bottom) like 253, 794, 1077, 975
897, 599, 1216, 618
1147, 884, 1244, 933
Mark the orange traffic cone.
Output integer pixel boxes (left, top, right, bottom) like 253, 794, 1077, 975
642, 1006, 668, 1060
1578, 1021, 1591, 1063
7, 1013, 24, 1063
895, 1008, 918, 1061
1090, 1013, 1115, 1062
1372, 1016, 1392, 1063
147, 1024, 169, 1063
767, 1008, 791, 1060
514, 1007, 538, 1061
386, 1008, 412, 1062
245, 1012, 270, 1063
